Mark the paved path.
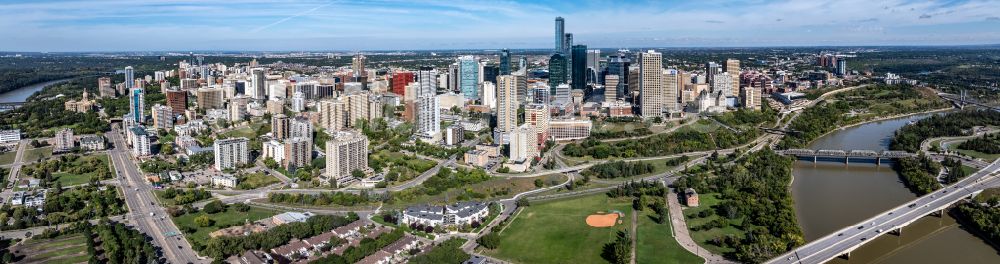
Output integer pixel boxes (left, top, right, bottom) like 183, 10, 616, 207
630, 208, 638, 264
666, 190, 735, 264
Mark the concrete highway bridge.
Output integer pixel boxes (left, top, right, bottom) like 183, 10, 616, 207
767, 159, 1000, 264
779, 149, 916, 165
939, 93, 1000, 112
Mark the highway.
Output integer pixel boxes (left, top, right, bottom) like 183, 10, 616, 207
767, 159, 1000, 264
0, 139, 28, 202
106, 128, 205, 264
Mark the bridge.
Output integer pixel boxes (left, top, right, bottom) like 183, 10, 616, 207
767, 159, 1000, 264
939, 91, 1000, 112
0, 102, 24, 111
759, 127, 800, 135
778, 149, 916, 165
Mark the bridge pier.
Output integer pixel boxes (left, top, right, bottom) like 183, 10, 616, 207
892, 227, 903, 236
845, 156, 849, 165
876, 158, 881, 166
839, 251, 851, 260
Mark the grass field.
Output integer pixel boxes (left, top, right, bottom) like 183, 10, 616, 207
954, 147, 1000, 162
636, 209, 703, 264
13, 234, 89, 264
172, 205, 279, 243
237, 172, 280, 190
23, 146, 52, 162
489, 194, 633, 264
52, 154, 109, 186
0, 151, 14, 165
683, 193, 746, 255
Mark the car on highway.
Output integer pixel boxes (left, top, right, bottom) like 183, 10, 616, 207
858, 226, 864, 230
876, 229, 883, 233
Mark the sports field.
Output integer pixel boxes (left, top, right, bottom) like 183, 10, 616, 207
488, 194, 633, 264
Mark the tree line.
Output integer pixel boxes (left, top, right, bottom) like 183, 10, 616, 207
958, 133, 1000, 154
895, 155, 942, 195
563, 128, 758, 159
582, 160, 655, 179
891, 110, 1000, 152
672, 150, 803, 263
267, 191, 374, 207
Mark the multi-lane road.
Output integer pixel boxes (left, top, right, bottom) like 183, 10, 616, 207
106, 128, 205, 264
767, 159, 1000, 264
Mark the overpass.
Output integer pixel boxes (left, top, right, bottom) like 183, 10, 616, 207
767, 159, 1000, 264
759, 127, 800, 135
778, 149, 916, 165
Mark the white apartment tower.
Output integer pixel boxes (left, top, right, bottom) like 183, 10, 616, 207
496, 75, 519, 134
214, 137, 250, 170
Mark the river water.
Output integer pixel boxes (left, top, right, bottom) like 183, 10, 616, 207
791, 113, 1000, 263
0, 78, 74, 103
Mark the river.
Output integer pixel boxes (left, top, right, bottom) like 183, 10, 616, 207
0, 78, 75, 103
791, 113, 1000, 263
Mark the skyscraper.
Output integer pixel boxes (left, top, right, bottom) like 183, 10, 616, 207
548, 53, 567, 94
351, 54, 366, 77
214, 137, 250, 170
325, 131, 368, 181
283, 137, 312, 170
554, 17, 565, 52
124, 66, 134, 90
129, 87, 144, 123
571, 45, 588, 91
499, 49, 511, 75
836, 59, 847, 76
606, 53, 631, 100
586, 49, 601, 84
251, 68, 266, 100
663, 69, 679, 113
459, 56, 479, 100
705, 62, 721, 91
496, 75, 518, 134
416, 69, 440, 141
639, 50, 664, 118
724, 59, 740, 97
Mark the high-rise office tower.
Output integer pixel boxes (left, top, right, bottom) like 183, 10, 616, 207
712, 73, 735, 99
214, 137, 250, 170
571, 45, 588, 91
607, 53, 631, 100
663, 69, 679, 113
500, 49, 512, 75
124, 66, 134, 90
391, 71, 414, 97
251, 68, 266, 100
165, 89, 187, 116
563, 33, 573, 55
448, 63, 460, 93
548, 53, 567, 94
604, 75, 620, 101
724, 59, 740, 97
351, 54, 366, 77
459, 56, 479, 100
554, 17, 565, 52
98, 77, 114, 98
483, 65, 499, 84
497, 75, 518, 134
705, 62, 721, 91
639, 50, 664, 118
586, 50, 601, 71
129, 87, 144, 123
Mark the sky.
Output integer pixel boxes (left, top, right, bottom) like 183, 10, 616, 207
1, 0, 999, 52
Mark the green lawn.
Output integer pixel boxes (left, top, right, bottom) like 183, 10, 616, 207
636, 209, 703, 264
23, 146, 52, 162
15, 234, 88, 264
0, 151, 15, 165
172, 206, 279, 243
954, 147, 1000, 162
220, 126, 256, 139
683, 193, 746, 255
488, 194, 633, 264
51, 154, 110, 186
237, 172, 280, 190
387, 174, 567, 208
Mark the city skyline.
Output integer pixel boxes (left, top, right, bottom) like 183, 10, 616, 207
1, 0, 1000, 52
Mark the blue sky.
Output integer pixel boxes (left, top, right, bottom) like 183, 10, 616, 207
1, 0, 998, 51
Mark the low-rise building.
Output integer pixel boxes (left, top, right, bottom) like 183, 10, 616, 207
685, 188, 700, 207
0, 129, 21, 144
79, 135, 106, 151
211, 175, 238, 188
464, 150, 490, 168
548, 119, 592, 141
402, 201, 490, 227
271, 211, 315, 225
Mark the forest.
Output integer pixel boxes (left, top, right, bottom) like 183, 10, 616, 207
0, 185, 126, 230
891, 110, 1000, 152
957, 133, 1000, 154
84, 221, 159, 264
672, 150, 803, 263
895, 155, 942, 195
955, 201, 1000, 248
563, 128, 757, 159
581, 160, 655, 179
267, 191, 375, 207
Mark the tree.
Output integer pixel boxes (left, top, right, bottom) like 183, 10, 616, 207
515, 197, 530, 207
203, 200, 226, 214
194, 215, 214, 227
477, 233, 501, 249
533, 179, 544, 188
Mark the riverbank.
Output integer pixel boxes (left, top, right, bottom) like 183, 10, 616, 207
0, 77, 77, 103
800, 107, 954, 149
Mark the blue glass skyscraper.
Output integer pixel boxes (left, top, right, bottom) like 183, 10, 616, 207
130, 87, 144, 123
459, 56, 479, 100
